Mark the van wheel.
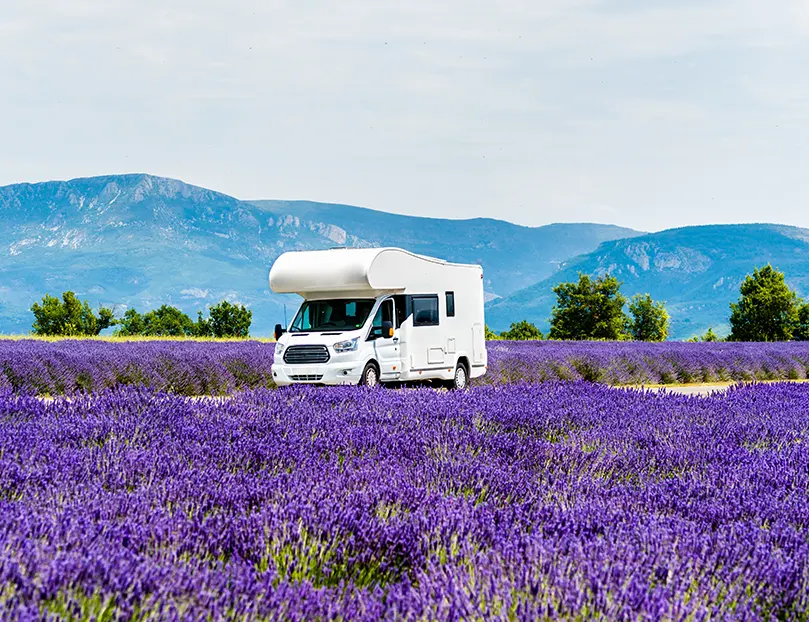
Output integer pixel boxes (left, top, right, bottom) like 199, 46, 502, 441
360, 362, 380, 387
450, 362, 469, 390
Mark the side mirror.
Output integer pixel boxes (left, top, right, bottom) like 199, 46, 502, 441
382, 321, 394, 338
274, 323, 286, 340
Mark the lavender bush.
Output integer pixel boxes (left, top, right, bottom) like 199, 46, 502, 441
0, 339, 275, 396
4, 339, 809, 396
483, 340, 809, 386
1, 383, 808, 620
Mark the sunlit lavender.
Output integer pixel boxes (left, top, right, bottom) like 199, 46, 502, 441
1, 382, 808, 619
0, 339, 275, 396
4, 339, 809, 396
483, 340, 809, 385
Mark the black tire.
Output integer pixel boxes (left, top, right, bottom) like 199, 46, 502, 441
450, 362, 469, 390
359, 362, 380, 387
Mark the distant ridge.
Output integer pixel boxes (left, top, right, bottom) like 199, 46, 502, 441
249, 199, 643, 295
485, 223, 809, 339
0, 174, 641, 335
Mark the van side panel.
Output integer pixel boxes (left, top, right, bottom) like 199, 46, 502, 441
395, 264, 487, 380
472, 324, 485, 365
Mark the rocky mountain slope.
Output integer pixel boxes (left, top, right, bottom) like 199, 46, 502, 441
0, 174, 640, 335
249, 199, 642, 297
485, 224, 809, 339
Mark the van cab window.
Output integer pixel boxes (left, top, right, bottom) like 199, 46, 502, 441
290, 299, 375, 332
412, 295, 439, 327
368, 299, 394, 339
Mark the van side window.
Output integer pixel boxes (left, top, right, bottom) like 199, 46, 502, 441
393, 294, 408, 327
445, 291, 455, 317
412, 295, 439, 327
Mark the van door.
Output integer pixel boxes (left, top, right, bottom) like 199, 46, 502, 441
369, 298, 402, 378
409, 294, 443, 370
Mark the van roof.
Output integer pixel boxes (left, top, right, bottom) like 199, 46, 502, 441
269, 247, 480, 295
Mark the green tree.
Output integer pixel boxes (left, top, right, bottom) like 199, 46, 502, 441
500, 320, 543, 340
114, 308, 146, 336
484, 325, 499, 341
31, 291, 114, 336
98, 307, 115, 332
141, 305, 196, 337
549, 273, 628, 340
701, 327, 720, 342
686, 328, 720, 342
627, 294, 669, 342
728, 265, 801, 341
206, 300, 252, 338
795, 303, 809, 341
194, 311, 212, 338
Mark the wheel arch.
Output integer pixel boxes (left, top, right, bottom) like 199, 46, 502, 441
360, 359, 381, 386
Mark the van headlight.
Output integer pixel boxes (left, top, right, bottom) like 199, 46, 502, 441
333, 337, 360, 353
274, 342, 285, 356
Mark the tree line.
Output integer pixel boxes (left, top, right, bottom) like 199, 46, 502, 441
27, 263, 809, 341
488, 264, 809, 342
30, 292, 252, 338
487, 274, 670, 341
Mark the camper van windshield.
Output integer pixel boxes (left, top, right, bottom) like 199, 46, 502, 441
289, 299, 376, 332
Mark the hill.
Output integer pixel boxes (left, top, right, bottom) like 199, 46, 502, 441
485, 224, 809, 339
0, 174, 640, 335
249, 200, 642, 297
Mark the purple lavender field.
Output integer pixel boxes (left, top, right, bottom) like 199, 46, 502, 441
483, 340, 809, 386
0, 340, 275, 396
4, 339, 809, 397
1, 383, 808, 620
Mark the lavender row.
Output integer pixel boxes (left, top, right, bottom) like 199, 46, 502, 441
1, 383, 808, 619
0, 339, 275, 396
483, 340, 809, 385
4, 339, 809, 397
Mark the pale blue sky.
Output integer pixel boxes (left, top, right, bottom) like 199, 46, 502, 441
1, 0, 807, 231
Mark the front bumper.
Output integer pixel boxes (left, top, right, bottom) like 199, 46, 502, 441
272, 363, 363, 386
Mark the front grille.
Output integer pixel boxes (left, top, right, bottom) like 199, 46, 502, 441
290, 374, 324, 382
283, 345, 330, 365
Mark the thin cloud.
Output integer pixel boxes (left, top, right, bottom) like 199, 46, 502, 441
0, 1, 807, 232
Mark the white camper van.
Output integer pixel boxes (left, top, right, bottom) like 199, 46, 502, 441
268, 247, 487, 388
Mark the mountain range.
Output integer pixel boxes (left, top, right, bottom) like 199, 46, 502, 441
0, 174, 639, 336
2, 174, 807, 339
486, 224, 809, 338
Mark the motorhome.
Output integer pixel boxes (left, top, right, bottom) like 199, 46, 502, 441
268, 247, 487, 388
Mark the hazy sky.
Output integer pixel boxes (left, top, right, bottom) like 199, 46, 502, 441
1, 1, 807, 232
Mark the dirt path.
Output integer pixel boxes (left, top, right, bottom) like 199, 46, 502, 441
622, 379, 809, 397
638, 385, 732, 397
